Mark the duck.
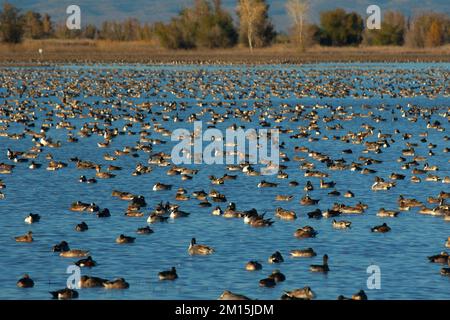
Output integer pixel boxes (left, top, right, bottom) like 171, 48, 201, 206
188, 238, 214, 255
257, 180, 278, 188
137, 226, 153, 234
310, 254, 330, 273
445, 237, 450, 248
245, 261, 262, 271
97, 208, 111, 218
441, 268, 450, 276
24, 213, 40, 224
300, 195, 319, 206
332, 219, 352, 229
153, 182, 172, 191
371, 223, 391, 233
79, 175, 97, 184
290, 248, 317, 258
17, 274, 34, 288
428, 252, 449, 264
49, 288, 79, 300
259, 277, 276, 288
103, 278, 129, 289
275, 207, 297, 220
307, 209, 323, 219
60, 249, 90, 258
79, 275, 108, 288
158, 267, 178, 280
268, 270, 286, 282
377, 208, 400, 217
52, 241, 70, 252
275, 195, 293, 201
75, 221, 88, 232
116, 234, 135, 244
320, 179, 336, 189
268, 251, 284, 264
338, 290, 368, 300
75, 256, 97, 268
281, 287, 315, 300
294, 226, 317, 238
170, 208, 190, 219
15, 231, 33, 242
95, 165, 115, 179
218, 290, 251, 300
344, 190, 354, 198
212, 206, 223, 216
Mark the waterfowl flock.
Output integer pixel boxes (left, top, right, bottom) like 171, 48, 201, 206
0, 64, 449, 300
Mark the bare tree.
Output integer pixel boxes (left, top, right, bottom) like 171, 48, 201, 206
286, 0, 310, 51
237, 0, 267, 51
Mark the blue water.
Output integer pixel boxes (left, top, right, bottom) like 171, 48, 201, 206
0, 63, 449, 300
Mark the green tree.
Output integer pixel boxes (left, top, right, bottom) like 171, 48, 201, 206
406, 11, 450, 47
318, 8, 363, 46
0, 2, 24, 43
364, 11, 406, 46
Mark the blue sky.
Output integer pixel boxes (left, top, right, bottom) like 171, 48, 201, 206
6, 0, 450, 31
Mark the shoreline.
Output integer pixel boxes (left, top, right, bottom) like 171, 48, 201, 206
0, 41, 449, 66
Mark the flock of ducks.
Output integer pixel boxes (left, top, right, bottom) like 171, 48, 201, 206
0, 66, 449, 300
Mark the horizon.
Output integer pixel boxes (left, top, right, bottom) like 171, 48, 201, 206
5, 0, 450, 32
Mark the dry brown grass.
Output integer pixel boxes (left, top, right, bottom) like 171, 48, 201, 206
0, 39, 449, 65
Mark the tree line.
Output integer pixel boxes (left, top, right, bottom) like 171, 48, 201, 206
1, 0, 449, 49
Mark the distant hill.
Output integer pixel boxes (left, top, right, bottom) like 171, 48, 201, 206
6, 0, 450, 32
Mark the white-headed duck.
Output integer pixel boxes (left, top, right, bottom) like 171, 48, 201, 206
24, 213, 40, 224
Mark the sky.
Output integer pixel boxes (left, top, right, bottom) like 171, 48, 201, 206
6, 0, 450, 32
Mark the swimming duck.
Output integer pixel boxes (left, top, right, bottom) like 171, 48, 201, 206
371, 223, 391, 233
275, 208, 297, 220
307, 209, 323, 219
259, 277, 276, 288
75, 222, 88, 232
52, 241, 70, 252
158, 267, 178, 280
275, 195, 293, 201
17, 274, 34, 288
300, 195, 319, 206
60, 249, 90, 258
218, 290, 251, 300
15, 231, 33, 242
245, 261, 262, 271
79, 275, 108, 288
268, 270, 286, 282
188, 238, 214, 255
116, 234, 135, 244
332, 219, 352, 229
79, 175, 97, 183
24, 213, 40, 224
310, 254, 330, 273
377, 208, 400, 217
212, 206, 223, 216
338, 290, 368, 300
97, 208, 111, 218
95, 165, 115, 179
170, 208, 190, 219
344, 190, 354, 198
294, 226, 317, 238
257, 180, 278, 188
290, 248, 317, 258
103, 278, 129, 289
137, 226, 153, 234
428, 252, 449, 264
268, 251, 284, 264
445, 237, 450, 248
75, 256, 97, 268
281, 287, 315, 300
153, 182, 172, 191
49, 288, 79, 300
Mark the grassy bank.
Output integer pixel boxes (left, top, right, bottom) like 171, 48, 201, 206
1, 40, 449, 65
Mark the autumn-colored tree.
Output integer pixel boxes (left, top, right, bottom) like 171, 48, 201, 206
425, 20, 443, 47
0, 2, 24, 43
286, 0, 310, 51
23, 10, 44, 39
237, 0, 275, 50
42, 13, 54, 38
406, 11, 450, 47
